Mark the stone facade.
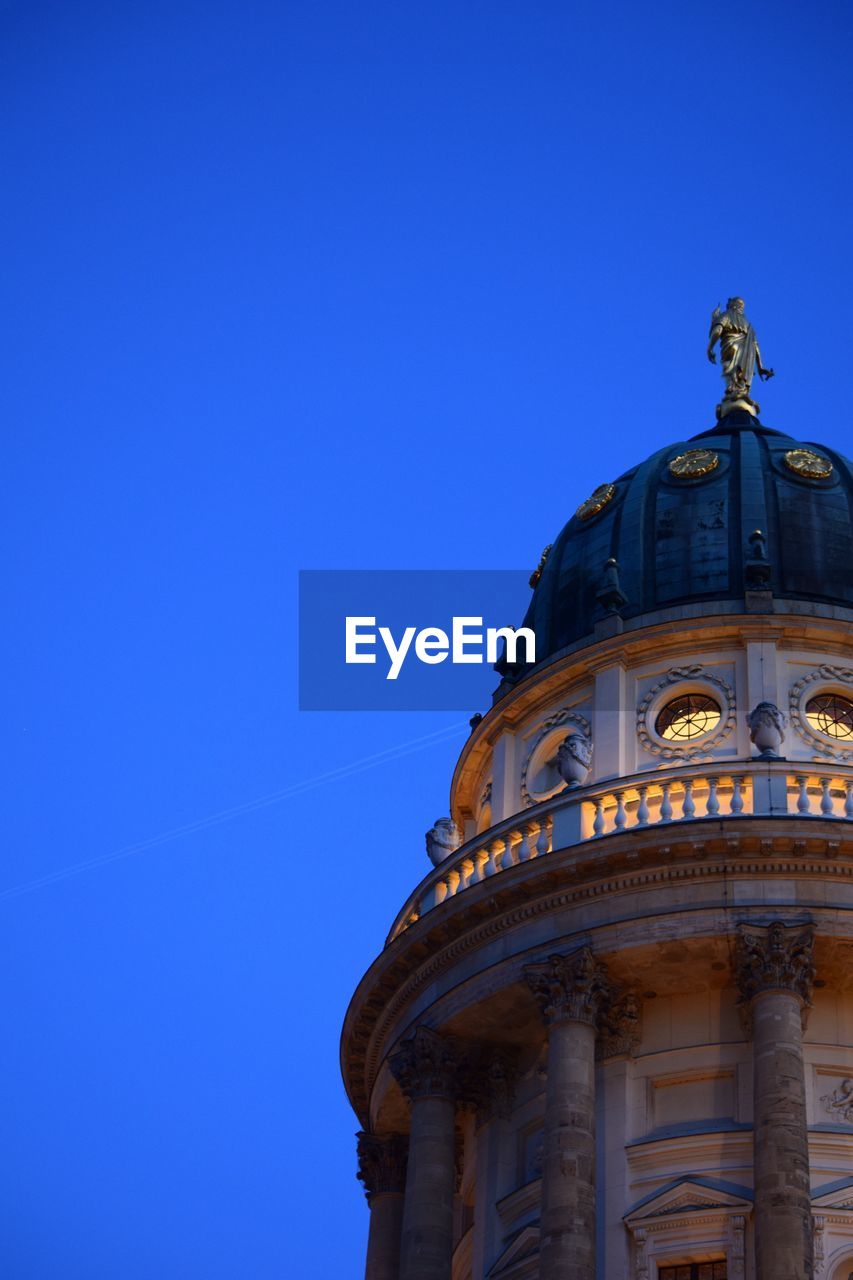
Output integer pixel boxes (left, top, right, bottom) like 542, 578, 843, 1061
342, 416, 853, 1280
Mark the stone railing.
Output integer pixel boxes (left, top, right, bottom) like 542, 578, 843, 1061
387, 760, 853, 943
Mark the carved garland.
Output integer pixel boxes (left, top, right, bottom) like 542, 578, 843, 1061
637, 664, 736, 761
521, 707, 592, 806
789, 666, 853, 762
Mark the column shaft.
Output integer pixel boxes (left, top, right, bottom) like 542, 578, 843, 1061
752, 991, 813, 1280
540, 1018, 597, 1280
365, 1192, 404, 1280
399, 1093, 457, 1280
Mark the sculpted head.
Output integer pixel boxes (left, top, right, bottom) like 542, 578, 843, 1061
727, 296, 745, 312
425, 817, 461, 866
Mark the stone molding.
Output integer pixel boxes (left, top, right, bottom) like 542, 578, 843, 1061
523, 946, 613, 1027
789, 665, 853, 762
636, 664, 736, 761
734, 920, 816, 1010
356, 1131, 408, 1201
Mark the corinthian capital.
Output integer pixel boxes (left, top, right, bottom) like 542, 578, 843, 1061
734, 921, 815, 1007
524, 947, 613, 1027
388, 1026, 460, 1102
356, 1131, 408, 1201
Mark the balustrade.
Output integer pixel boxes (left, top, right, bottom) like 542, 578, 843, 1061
388, 761, 853, 942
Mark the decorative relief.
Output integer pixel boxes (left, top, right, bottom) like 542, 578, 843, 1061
524, 947, 614, 1028
668, 448, 720, 479
784, 448, 834, 480
637, 665, 736, 760
734, 921, 816, 1018
790, 667, 853, 762
389, 1026, 461, 1101
821, 1078, 853, 1124
575, 482, 616, 522
529, 544, 552, 588
356, 1131, 408, 1201
597, 991, 641, 1060
730, 1214, 746, 1280
521, 708, 592, 806
555, 732, 593, 788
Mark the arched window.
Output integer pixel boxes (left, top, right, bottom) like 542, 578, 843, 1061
655, 693, 722, 742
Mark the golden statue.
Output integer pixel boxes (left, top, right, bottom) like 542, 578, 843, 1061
707, 296, 774, 419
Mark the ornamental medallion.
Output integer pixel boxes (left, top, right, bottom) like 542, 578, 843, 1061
668, 448, 720, 479
783, 448, 833, 479
575, 482, 616, 521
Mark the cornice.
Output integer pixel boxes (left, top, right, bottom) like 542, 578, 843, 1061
340, 819, 853, 1124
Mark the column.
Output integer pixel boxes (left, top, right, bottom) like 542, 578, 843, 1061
734, 921, 816, 1280
524, 947, 615, 1280
357, 1131, 408, 1280
389, 1026, 460, 1280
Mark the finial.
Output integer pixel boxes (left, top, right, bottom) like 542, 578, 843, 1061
596, 557, 627, 614
707, 297, 774, 421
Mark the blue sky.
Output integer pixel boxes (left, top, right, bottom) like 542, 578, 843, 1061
2, 2, 853, 1276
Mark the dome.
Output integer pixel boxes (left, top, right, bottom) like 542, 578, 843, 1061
500, 410, 853, 682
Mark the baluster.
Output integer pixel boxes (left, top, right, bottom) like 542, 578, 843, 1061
485, 840, 501, 877
614, 790, 628, 830
445, 869, 461, 898
846, 781, 853, 819
592, 798, 605, 837
795, 776, 810, 815
636, 785, 650, 826
707, 776, 720, 816
660, 782, 673, 823
434, 879, 448, 906
537, 815, 552, 856
731, 776, 744, 814
517, 824, 532, 862
820, 778, 834, 816
467, 849, 483, 884
682, 778, 695, 820
456, 860, 470, 893
501, 832, 515, 871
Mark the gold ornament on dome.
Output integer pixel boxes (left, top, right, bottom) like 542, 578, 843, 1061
668, 448, 720, 479
783, 448, 833, 480
575, 483, 616, 521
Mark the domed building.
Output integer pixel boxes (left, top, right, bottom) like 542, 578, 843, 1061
342, 378, 853, 1280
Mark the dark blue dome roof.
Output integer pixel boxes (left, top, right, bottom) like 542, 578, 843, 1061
502, 411, 853, 680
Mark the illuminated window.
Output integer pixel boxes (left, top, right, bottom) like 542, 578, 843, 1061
658, 1264, 727, 1280
655, 693, 722, 742
805, 692, 853, 740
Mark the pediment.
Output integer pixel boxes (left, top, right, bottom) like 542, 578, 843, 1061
626, 1177, 753, 1224
812, 1178, 853, 1210
487, 1224, 540, 1278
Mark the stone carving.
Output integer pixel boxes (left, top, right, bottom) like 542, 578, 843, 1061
821, 1078, 853, 1124
637, 664, 736, 760
356, 1131, 408, 1201
734, 921, 816, 1011
521, 708, 592, 805
524, 947, 614, 1027
789, 666, 853, 762
556, 732, 593, 788
597, 991, 641, 1060
388, 1026, 461, 1101
707, 296, 774, 419
596, 556, 627, 614
744, 528, 772, 590
425, 818, 461, 867
746, 701, 786, 758
529, 544, 552, 589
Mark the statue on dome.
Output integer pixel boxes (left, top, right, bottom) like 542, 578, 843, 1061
707, 297, 774, 420
425, 817, 461, 866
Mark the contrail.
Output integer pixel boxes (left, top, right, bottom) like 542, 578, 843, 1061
0, 720, 468, 902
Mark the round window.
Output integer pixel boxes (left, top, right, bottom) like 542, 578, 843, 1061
655, 693, 722, 742
805, 692, 853, 740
